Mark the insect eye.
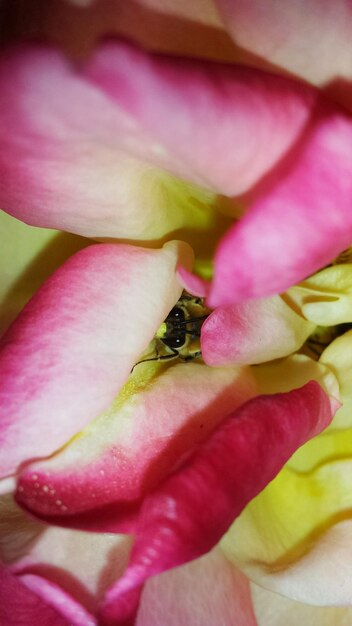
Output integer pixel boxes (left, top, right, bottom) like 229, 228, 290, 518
168, 306, 185, 322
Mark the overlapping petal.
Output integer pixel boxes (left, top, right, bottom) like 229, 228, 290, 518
221, 437, 352, 605
0, 40, 316, 240
2, 41, 352, 303
99, 381, 333, 624
16, 363, 255, 523
208, 110, 352, 305
0, 240, 191, 477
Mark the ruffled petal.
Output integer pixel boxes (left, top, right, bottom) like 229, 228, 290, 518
16, 363, 255, 524
208, 110, 352, 305
100, 381, 333, 625
0, 240, 191, 477
201, 295, 314, 366
0, 41, 317, 238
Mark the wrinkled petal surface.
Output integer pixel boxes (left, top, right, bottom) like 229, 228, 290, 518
0, 240, 191, 477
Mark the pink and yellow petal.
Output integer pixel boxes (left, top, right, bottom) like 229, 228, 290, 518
221, 454, 352, 604
0, 44, 229, 245
100, 382, 333, 624
208, 110, 352, 305
16, 363, 256, 520
201, 295, 314, 366
0, 41, 318, 240
0, 240, 191, 478
85, 40, 315, 197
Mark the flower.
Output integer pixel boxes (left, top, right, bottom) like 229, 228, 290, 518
2, 3, 352, 624
0, 214, 338, 623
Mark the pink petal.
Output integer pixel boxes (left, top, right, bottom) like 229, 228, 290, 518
209, 110, 352, 305
0, 564, 73, 626
100, 381, 333, 625
202, 296, 314, 366
18, 575, 97, 626
16, 364, 255, 526
0, 241, 190, 477
0, 41, 319, 237
137, 548, 258, 626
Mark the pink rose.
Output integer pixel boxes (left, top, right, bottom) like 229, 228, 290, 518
1, 2, 352, 624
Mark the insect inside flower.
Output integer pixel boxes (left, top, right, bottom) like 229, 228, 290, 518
132, 292, 211, 370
